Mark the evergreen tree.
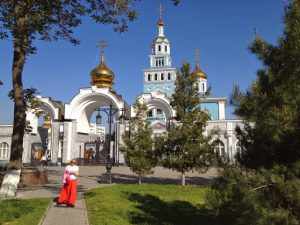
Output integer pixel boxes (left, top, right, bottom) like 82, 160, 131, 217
156, 62, 216, 186
120, 101, 157, 184
208, 1, 300, 223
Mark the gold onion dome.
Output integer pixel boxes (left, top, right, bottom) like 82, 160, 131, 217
90, 53, 114, 88
192, 63, 207, 79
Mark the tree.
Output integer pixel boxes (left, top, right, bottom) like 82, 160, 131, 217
208, 1, 300, 223
120, 100, 157, 184
156, 62, 216, 186
0, 0, 179, 169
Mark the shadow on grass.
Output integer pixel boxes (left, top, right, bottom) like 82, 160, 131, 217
125, 192, 218, 225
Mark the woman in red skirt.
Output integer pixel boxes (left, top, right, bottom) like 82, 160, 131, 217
58, 159, 79, 207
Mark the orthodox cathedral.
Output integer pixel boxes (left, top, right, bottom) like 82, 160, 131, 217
0, 8, 243, 166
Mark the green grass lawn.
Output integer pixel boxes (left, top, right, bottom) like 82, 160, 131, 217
84, 184, 218, 225
0, 198, 50, 225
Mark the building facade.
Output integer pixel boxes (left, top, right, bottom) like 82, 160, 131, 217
0, 8, 243, 166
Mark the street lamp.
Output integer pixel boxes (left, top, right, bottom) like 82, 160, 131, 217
95, 104, 125, 172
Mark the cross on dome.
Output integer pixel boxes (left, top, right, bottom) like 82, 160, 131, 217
159, 3, 163, 19
97, 40, 107, 55
195, 49, 200, 64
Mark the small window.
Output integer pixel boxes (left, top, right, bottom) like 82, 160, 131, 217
0, 142, 9, 159
148, 74, 151, 81
168, 73, 171, 80
165, 46, 167, 52
147, 110, 153, 117
202, 82, 205, 92
213, 140, 225, 156
155, 74, 158, 81
156, 109, 163, 115
161, 73, 164, 80
158, 45, 161, 51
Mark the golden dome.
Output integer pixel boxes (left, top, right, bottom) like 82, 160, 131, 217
42, 114, 52, 129
90, 53, 114, 88
192, 63, 207, 79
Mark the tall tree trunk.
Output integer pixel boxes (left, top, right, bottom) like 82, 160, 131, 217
181, 171, 186, 186
10, 39, 27, 169
9, 2, 28, 169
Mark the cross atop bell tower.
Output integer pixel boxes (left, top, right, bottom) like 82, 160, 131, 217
159, 3, 163, 19
157, 3, 165, 37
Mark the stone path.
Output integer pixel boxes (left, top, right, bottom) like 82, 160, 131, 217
15, 166, 218, 225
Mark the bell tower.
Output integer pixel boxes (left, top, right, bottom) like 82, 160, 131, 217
143, 4, 177, 97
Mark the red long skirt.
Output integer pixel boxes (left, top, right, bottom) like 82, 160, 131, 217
58, 179, 77, 206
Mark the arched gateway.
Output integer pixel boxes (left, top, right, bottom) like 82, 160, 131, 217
63, 86, 129, 165
24, 43, 130, 165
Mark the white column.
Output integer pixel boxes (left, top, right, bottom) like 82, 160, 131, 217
219, 101, 226, 120
62, 121, 73, 163
226, 122, 234, 162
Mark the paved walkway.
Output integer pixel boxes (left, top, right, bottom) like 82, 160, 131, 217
16, 166, 218, 225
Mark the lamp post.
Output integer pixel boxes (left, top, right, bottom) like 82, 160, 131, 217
95, 104, 125, 173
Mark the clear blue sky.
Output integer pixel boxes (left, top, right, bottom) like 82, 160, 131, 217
0, 0, 285, 124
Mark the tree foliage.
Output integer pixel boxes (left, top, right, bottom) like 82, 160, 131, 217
156, 62, 217, 186
209, 1, 300, 223
120, 101, 157, 184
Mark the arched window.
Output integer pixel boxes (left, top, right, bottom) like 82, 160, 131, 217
168, 73, 171, 80
161, 73, 164, 80
148, 74, 151, 81
202, 82, 205, 92
165, 46, 167, 52
147, 108, 166, 122
162, 59, 164, 66
213, 140, 225, 156
154, 74, 158, 81
156, 60, 158, 67
158, 45, 161, 52
0, 142, 9, 159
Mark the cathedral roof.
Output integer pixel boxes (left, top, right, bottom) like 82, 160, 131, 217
192, 63, 207, 79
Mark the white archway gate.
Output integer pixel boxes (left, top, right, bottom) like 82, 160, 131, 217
63, 87, 129, 164
135, 91, 176, 135
24, 96, 63, 164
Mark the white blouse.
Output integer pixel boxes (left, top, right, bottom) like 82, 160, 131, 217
66, 165, 79, 180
